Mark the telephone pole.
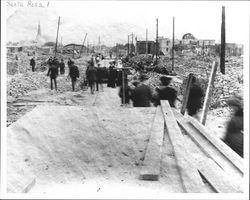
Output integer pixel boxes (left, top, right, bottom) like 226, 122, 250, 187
127, 35, 130, 56
146, 28, 148, 56
172, 16, 175, 71
156, 18, 159, 65
131, 32, 134, 55
220, 6, 226, 74
54, 16, 60, 57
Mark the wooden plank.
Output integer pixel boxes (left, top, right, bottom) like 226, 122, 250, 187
160, 100, 206, 193
188, 116, 243, 173
180, 73, 194, 115
173, 109, 243, 180
182, 133, 243, 193
139, 106, 164, 181
23, 178, 36, 193
197, 158, 243, 193
200, 61, 218, 125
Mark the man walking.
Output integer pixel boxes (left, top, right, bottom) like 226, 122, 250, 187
86, 60, 97, 94
131, 74, 152, 107
96, 63, 104, 92
152, 76, 177, 107
59, 59, 65, 75
47, 59, 58, 90
30, 57, 36, 72
186, 76, 204, 117
69, 64, 80, 91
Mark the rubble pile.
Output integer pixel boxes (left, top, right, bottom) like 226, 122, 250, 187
128, 55, 243, 109
179, 56, 243, 108
7, 52, 30, 75
7, 72, 48, 98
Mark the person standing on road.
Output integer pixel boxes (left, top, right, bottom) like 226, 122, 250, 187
30, 57, 36, 72
86, 60, 97, 94
107, 62, 117, 88
67, 58, 74, 68
118, 78, 132, 106
47, 59, 59, 90
152, 76, 177, 107
96, 63, 104, 92
186, 76, 204, 117
69, 64, 80, 91
130, 74, 152, 107
59, 59, 65, 75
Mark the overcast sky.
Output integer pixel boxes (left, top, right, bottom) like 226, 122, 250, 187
5, 0, 250, 46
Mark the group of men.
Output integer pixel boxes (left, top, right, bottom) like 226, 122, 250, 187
118, 73, 204, 117
85, 57, 106, 94
47, 57, 79, 91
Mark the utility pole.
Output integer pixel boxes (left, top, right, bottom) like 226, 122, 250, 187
172, 16, 175, 71
79, 33, 88, 57
220, 6, 226, 74
156, 18, 158, 65
54, 16, 60, 57
131, 32, 134, 55
146, 28, 148, 56
116, 43, 118, 59
135, 36, 137, 55
127, 35, 130, 56
87, 40, 89, 55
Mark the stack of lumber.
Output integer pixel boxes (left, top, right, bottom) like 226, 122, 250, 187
139, 100, 243, 193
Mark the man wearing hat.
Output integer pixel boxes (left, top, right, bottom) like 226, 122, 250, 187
186, 76, 204, 117
130, 74, 152, 107
96, 63, 104, 92
107, 62, 117, 88
152, 76, 177, 107
86, 60, 97, 94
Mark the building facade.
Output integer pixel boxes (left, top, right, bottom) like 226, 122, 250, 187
136, 41, 156, 55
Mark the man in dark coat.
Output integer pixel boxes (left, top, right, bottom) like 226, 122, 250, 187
30, 57, 36, 72
69, 64, 80, 91
131, 74, 152, 107
96, 63, 104, 92
67, 58, 74, 68
86, 61, 97, 94
47, 60, 58, 90
47, 56, 53, 66
153, 76, 177, 107
119, 78, 132, 105
59, 59, 65, 75
107, 62, 117, 88
186, 77, 204, 116
223, 95, 243, 157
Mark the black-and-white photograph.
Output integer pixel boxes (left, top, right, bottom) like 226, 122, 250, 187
1, 0, 249, 198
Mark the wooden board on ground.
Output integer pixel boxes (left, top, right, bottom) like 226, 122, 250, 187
188, 116, 243, 173
139, 106, 165, 181
160, 100, 206, 193
197, 158, 243, 193
173, 109, 243, 180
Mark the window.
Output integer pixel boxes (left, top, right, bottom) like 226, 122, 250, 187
166, 48, 169, 52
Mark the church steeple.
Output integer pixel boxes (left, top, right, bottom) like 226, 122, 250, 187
37, 21, 41, 36
36, 21, 42, 41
